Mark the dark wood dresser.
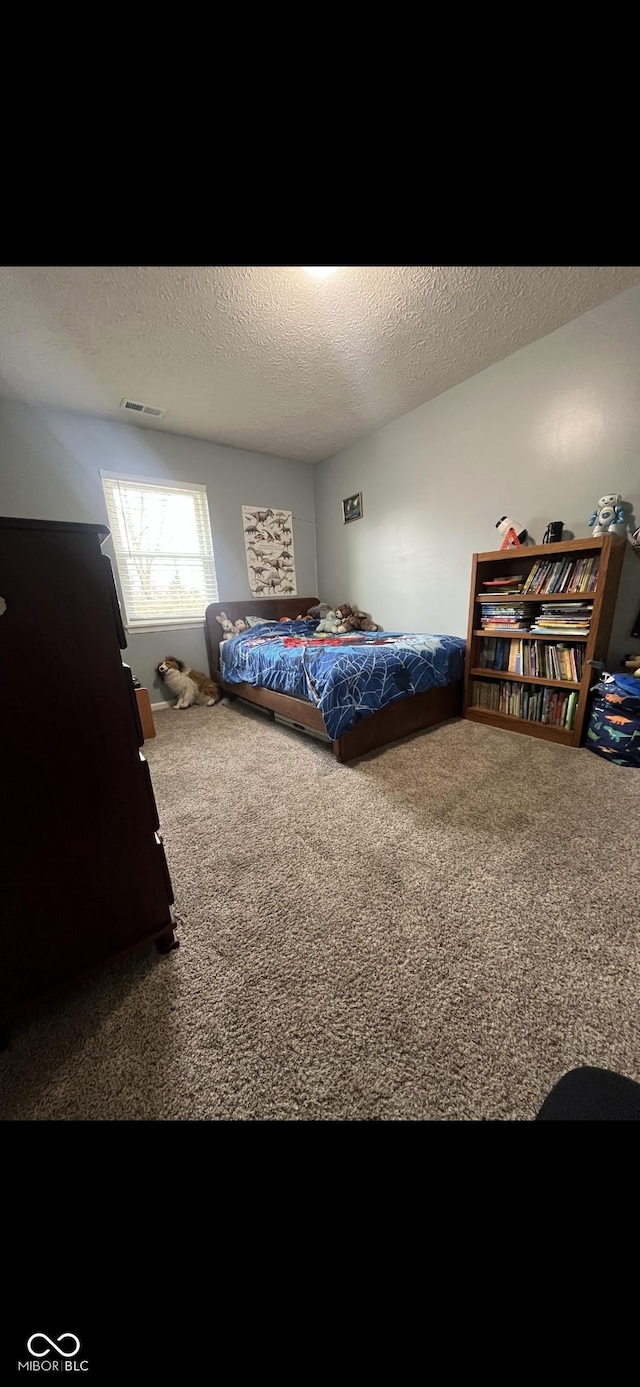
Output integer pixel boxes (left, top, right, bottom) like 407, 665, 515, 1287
0, 516, 177, 1028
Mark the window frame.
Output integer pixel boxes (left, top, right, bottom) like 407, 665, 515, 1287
100, 470, 219, 632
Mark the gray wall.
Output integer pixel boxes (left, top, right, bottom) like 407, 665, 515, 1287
0, 404, 317, 700
314, 286, 640, 666
3, 285, 640, 697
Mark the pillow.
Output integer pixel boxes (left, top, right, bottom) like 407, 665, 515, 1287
244, 615, 280, 628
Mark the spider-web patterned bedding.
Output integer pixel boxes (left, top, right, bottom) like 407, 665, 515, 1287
219, 620, 465, 739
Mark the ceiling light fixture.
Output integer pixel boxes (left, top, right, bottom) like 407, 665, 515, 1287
302, 267, 339, 280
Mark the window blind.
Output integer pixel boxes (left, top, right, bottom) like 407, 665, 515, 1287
101, 474, 218, 626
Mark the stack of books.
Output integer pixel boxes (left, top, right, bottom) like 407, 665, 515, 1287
481, 575, 525, 596
521, 556, 599, 595
479, 638, 583, 681
471, 679, 579, 728
479, 603, 532, 632
529, 602, 593, 636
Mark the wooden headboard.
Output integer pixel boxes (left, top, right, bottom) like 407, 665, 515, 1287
205, 598, 319, 674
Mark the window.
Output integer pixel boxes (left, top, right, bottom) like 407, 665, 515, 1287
101, 473, 218, 628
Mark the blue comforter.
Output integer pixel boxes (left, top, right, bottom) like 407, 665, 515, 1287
219, 620, 465, 740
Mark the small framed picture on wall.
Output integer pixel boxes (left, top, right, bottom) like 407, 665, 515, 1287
342, 492, 363, 524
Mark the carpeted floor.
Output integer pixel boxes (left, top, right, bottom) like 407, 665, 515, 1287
2, 704, 639, 1120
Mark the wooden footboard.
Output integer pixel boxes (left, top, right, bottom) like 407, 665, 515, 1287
214, 676, 327, 732
332, 680, 463, 762
217, 673, 462, 763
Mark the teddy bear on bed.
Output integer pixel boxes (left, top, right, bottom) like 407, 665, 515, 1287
215, 611, 248, 640
313, 602, 380, 634
335, 603, 379, 632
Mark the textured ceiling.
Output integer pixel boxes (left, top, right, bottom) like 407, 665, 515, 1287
1, 265, 639, 464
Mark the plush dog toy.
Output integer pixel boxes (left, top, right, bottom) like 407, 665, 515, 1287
216, 611, 248, 640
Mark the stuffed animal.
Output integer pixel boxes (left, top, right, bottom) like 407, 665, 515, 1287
588, 494, 627, 537
352, 610, 379, 632
335, 602, 358, 632
302, 602, 330, 621
298, 600, 380, 633
335, 602, 380, 632
216, 611, 248, 640
315, 609, 343, 634
315, 603, 381, 634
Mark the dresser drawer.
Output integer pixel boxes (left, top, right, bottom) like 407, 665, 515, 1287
138, 752, 160, 831
155, 831, 175, 905
102, 554, 127, 649
123, 663, 144, 747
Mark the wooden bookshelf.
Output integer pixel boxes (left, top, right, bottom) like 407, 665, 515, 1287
463, 534, 626, 746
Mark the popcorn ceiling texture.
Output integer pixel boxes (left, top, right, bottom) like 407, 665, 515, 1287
2, 706, 639, 1121
0, 266, 639, 463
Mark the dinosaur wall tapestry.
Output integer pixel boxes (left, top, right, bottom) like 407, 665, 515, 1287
242, 506, 297, 597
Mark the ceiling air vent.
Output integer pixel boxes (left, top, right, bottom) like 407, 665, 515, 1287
120, 398, 166, 420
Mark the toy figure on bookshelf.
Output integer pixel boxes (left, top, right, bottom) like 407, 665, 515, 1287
495, 516, 528, 549
588, 494, 627, 537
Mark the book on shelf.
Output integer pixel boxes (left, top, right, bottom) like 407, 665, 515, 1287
529, 602, 592, 636
478, 637, 583, 681
566, 690, 578, 726
479, 583, 524, 595
480, 603, 532, 632
482, 576, 525, 587
507, 639, 522, 674
471, 678, 578, 729
521, 556, 599, 595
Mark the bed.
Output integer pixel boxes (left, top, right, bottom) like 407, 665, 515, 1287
205, 598, 464, 763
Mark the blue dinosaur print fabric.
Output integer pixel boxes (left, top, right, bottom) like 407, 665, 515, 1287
585, 673, 640, 766
219, 620, 465, 740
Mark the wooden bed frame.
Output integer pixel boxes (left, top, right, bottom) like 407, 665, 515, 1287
204, 598, 462, 763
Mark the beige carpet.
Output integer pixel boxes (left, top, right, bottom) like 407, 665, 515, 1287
2, 704, 639, 1120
